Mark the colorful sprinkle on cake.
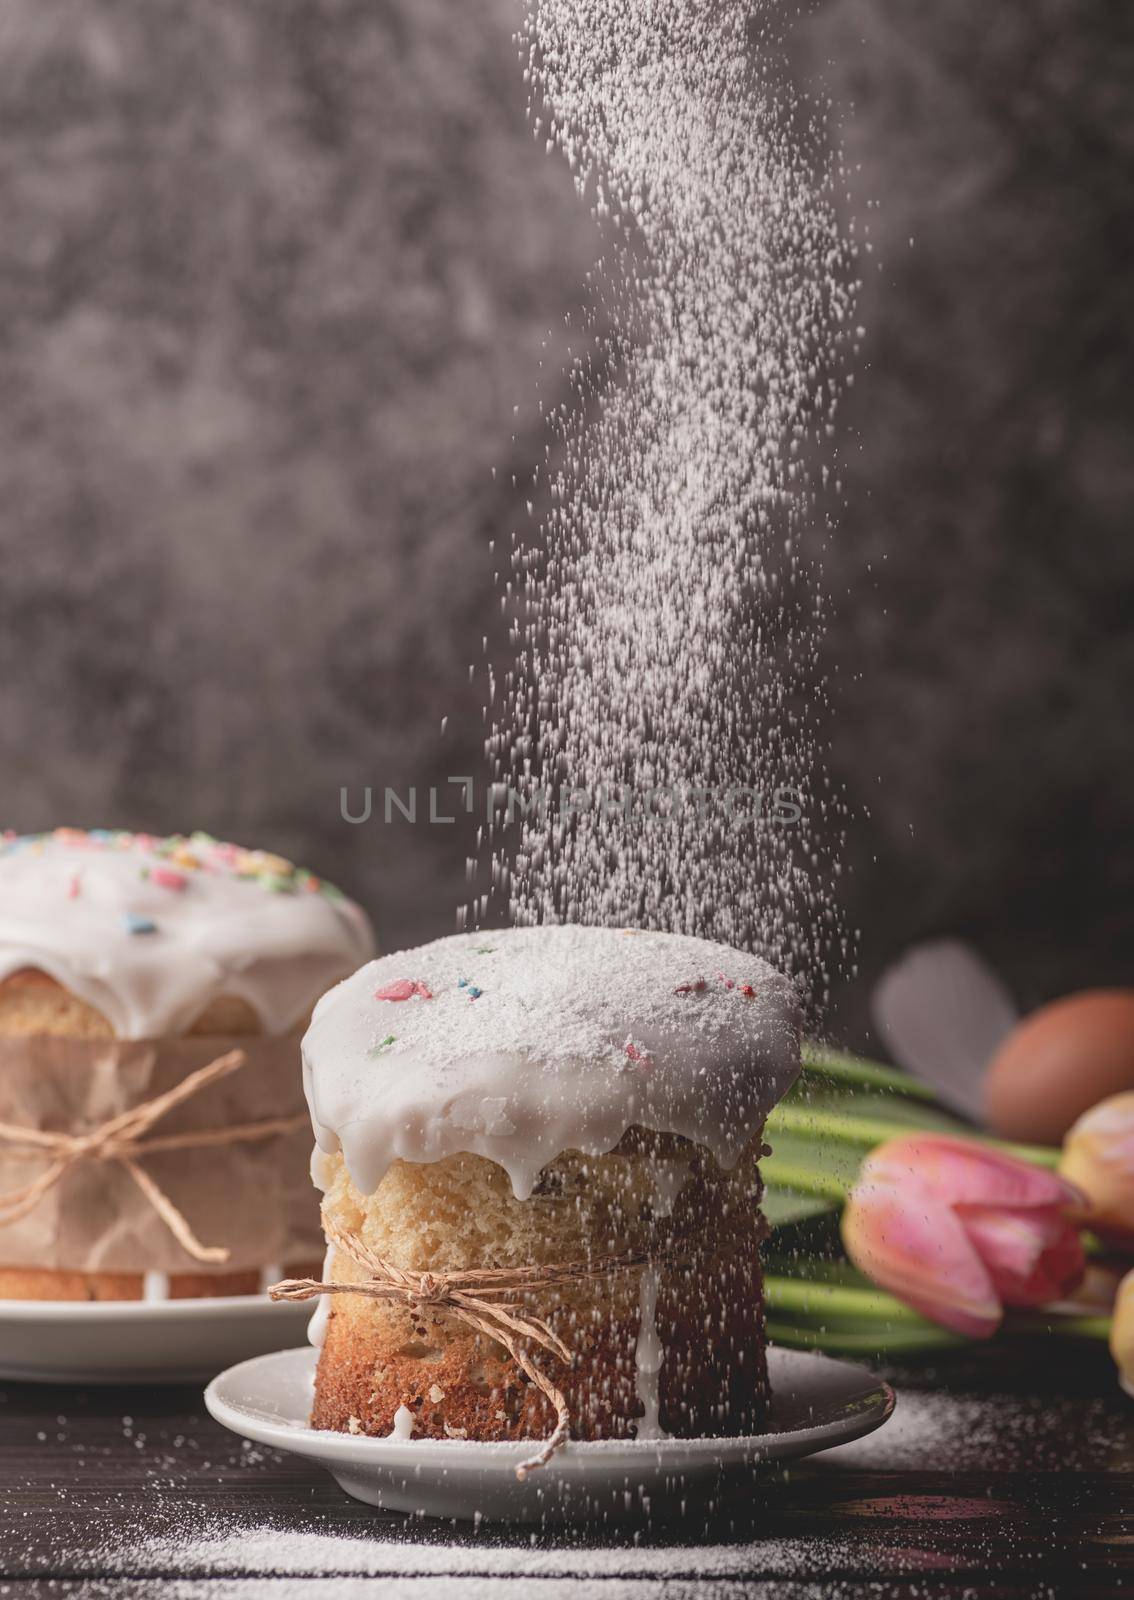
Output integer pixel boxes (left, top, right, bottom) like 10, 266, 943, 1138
0, 829, 350, 905
0, 828, 374, 1038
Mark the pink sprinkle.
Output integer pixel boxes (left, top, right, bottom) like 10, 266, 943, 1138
740, 983, 757, 998
151, 867, 188, 891
624, 1039, 653, 1068
67, 874, 82, 900
674, 976, 707, 994
375, 979, 433, 1003
717, 972, 736, 990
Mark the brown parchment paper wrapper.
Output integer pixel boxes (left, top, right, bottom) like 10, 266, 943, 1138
0, 1035, 321, 1274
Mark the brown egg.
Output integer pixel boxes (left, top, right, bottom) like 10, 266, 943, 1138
984, 990, 1134, 1144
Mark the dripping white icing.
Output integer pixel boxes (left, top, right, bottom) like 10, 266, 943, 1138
388, 1405, 415, 1441
142, 1270, 169, 1303
634, 1264, 668, 1441
0, 830, 373, 1038
307, 1241, 337, 1349
258, 1264, 282, 1295
303, 926, 800, 1201
649, 1158, 691, 1221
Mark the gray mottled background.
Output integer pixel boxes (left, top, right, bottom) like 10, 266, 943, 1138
2, 0, 1131, 1047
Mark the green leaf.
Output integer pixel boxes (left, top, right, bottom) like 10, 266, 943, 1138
782, 1075, 969, 1134
801, 1043, 940, 1101
761, 1186, 836, 1228
761, 1126, 860, 1206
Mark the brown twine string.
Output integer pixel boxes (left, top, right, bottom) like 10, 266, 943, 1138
0, 1049, 309, 1263
269, 1216, 687, 1479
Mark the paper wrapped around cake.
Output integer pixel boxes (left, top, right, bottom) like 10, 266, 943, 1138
0, 1035, 322, 1275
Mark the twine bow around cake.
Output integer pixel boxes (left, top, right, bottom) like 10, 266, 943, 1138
0, 1049, 309, 1263
269, 1216, 666, 1477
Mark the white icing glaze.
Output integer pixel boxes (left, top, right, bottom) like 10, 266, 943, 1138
388, 1404, 416, 1440
648, 1158, 691, 1221
303, 926, 800, 1201
307, 1240, 337, 1349
634, 1263, 668, 1441
0, 830, 374, 1038
142, 1270, 169, 1303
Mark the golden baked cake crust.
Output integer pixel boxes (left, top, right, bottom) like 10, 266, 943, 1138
0, 968, 263, 1041
310, 1142, 770, 1442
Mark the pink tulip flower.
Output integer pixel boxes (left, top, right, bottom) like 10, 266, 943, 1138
1059, 1092, 1134, 1249
842, 1135, 1086, 1338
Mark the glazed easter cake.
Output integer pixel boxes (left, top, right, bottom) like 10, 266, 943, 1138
0, 828, 374, 1301
296, 926, 799, 1450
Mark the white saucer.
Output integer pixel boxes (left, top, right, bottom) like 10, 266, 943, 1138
0, 1294, 312, 1383
205, 1345, 895, 1523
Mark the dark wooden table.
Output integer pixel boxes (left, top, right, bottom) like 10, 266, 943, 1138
3, 1342, 1131, 1598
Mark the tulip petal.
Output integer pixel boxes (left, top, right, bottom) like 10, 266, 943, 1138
963, 1207, 1085, 1306
1067, 1091, 1134, 1150
842, 1181, 1002, 1339
865, 1136, 1079, 1212
1060, 1092, 1134, 1248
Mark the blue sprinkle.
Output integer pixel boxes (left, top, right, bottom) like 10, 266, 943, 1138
124, 913, 158, 935
467, 985, 483, 1000
457, 977, 468, 988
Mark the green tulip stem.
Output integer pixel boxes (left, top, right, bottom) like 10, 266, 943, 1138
764, 1275, 1113, 1352
765, 1320, 968, 1355
761, 1164, 850, 1202
766, 1276, 1112, 1338
801, 1046, 940, 1101
766, 1102, 1062, 1170
764, 1274, 929, 1326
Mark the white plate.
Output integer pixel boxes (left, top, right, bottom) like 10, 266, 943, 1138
0, 1294, 312, 1383
205, 1345, 895, 1523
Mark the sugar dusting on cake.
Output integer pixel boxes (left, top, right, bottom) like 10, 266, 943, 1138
0, 828, 374, 1037
302, 925, 799, 1201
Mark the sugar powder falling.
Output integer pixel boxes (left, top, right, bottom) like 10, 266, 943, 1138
473, 0, 857, 1004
